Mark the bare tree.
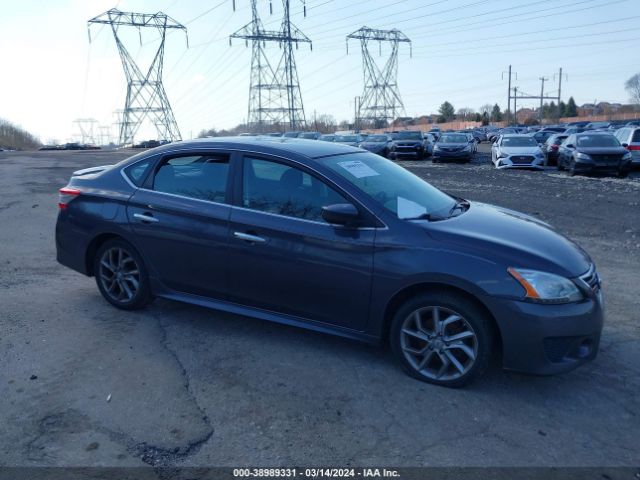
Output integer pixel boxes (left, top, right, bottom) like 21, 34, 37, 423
479, 104, 493, 115
456, 107, 475, 120
625, 73, 640, 104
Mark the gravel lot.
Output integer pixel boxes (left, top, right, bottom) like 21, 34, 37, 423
1, 147, 638, 469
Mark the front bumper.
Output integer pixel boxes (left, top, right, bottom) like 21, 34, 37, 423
574, 158, 631, 174
496, 156, 544, 169
391, 146, 425, 157
483, 293, 604, 375
433, 149, 471, 158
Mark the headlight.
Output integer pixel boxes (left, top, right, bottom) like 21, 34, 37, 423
433, 145, 440, 151
575, 152, 591, 160
508, 267, 583, 304
463, 145, 472, 151
498, 152, 509, 159
623, 152, 632, 160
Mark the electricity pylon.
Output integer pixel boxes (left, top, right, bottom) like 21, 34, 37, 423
347, 27, 411, 129
88, 9, 188, 146
230, 0, 311, 132
73, 118, 98, 144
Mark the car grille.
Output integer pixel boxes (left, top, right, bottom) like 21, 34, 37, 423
441, 147, 463, 152
590, 154, 623, 165
511, 155, 534, 164
579, 264, 601, 293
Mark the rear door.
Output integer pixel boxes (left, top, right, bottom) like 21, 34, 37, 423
127, 150, 235, 298
225, 154, 376, 331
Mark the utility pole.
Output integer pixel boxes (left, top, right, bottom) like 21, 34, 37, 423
347, 27, 411, 129
230, 0, 311, 132
539, 76, 549, 121
513, 87, 518, 125
507, 65, 511, 126
88, 9, 188, 146
555, 67, 565, 121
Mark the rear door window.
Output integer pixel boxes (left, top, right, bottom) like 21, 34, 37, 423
632, 130, 640, 143
153, 154, 230, 203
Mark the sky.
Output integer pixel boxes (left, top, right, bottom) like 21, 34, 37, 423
0, 0, 638, 144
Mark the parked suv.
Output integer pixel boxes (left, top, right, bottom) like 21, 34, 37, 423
56, 137, 603, 387
388, 131, 427, 160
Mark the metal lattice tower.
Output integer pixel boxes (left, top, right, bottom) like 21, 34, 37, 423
347, 27, 411, 128
73, 118, 98, 144
88, 9, 188, 146
230, 0, 311, 131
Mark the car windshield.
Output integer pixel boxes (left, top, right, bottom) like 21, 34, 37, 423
366, 135, 389, 142
501, 136, 537, 147
439, 134, 467, 143
299, 133, 317, 139
396, 132, 422, 140
323, 152, 456, 220
577, 135, 620, 147
335, 135, 358, 142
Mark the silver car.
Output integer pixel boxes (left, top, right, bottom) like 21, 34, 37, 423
491, 134, 545, 169
614, 127, 640, 166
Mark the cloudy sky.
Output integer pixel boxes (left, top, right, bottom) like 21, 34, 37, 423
0, 0, 638, 143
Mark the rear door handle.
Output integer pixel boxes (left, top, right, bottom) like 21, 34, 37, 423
133, 213, 159, 223
233, 231, 267, 243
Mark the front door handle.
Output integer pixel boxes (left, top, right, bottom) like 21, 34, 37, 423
233, 231, 267, 243
133, 213, 159, 223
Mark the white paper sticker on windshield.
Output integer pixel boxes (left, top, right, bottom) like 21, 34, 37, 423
337, 160, 380, 179
397, 197, 427, 219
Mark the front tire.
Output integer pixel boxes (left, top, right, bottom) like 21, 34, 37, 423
94, 239, 152, 310
390, 292, 494, 388
569, 158, 577, 176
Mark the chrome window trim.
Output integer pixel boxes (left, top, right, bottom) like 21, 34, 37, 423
120, 146, 388, 230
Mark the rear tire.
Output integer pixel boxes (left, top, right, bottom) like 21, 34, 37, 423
94, 239, 152, 310
569, 158, 577, 176
390, 291, 494, 388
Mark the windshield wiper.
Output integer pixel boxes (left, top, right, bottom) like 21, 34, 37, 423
403, 212, 445, 221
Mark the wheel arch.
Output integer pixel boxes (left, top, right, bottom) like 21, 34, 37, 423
85, 232, 124, 277
381, 282, 503, 356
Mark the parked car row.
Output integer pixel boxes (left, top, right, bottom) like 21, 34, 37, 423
490, 132, 634, 177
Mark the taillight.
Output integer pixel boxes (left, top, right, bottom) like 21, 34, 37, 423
58, 187, 81, 210
627, 145, 640, 151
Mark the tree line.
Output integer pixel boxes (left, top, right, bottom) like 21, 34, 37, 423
0, 118, 40, 150
435, 97, 579, 124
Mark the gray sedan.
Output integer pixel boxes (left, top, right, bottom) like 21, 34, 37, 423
491, 134, 545, 169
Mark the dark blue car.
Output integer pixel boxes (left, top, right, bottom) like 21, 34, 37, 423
56, 137, 603, 387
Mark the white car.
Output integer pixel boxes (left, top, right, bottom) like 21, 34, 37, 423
491, 134, 545, 169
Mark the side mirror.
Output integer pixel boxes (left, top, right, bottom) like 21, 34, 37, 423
622, 143, 629, 148
321, 203, 360, 226
565, 144, 575, 149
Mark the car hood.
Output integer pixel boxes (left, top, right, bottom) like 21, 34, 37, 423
362, 142, 386, 149
423, 202, 591, 278
436, 142, 468, 148
500, 146, 541, 155
577, 146, 628, 155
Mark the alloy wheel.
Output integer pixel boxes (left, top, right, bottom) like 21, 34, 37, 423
400, 306, 478, 381
98, 247, 141, 303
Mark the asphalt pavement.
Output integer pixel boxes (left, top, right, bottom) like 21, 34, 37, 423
0, 148, 638, 468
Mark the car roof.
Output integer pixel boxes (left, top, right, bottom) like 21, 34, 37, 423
146, 136, 361, 160
501, 134, 531, 138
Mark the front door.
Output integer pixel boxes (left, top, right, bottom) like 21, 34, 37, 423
226, 155, 376, 331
